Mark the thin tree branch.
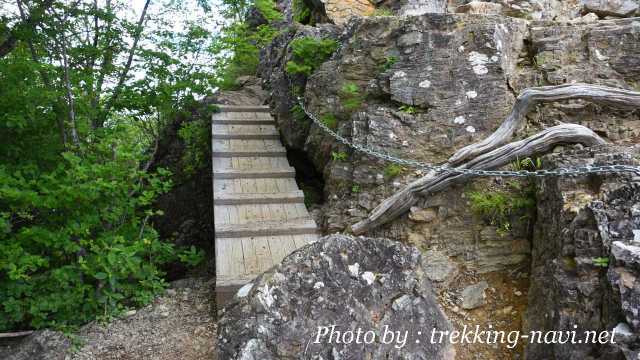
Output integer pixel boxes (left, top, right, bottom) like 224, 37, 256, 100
0, 0, 55, 58
100, 0, 152, 122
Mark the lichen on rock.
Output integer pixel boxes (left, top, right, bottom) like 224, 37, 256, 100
217, 234, 455, 359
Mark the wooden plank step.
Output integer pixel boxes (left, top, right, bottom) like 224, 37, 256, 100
212, 124, 279, 140
212, 132, 279, 140
213, 157, 290, 171
214, 191, 304, 205
214, 178, 299, 194
213, 167, 295, 179
212, 139, 285, 153
212, 149, 286, 157
212, 112, 274, 125
217, 105, 270, 112
212, 118, 274, 125
215, 218, 318, 238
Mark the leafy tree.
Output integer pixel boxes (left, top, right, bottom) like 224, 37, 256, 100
0, 0, 214, 331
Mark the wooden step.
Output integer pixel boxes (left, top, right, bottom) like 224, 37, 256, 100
212, 139, 286, 153
214, 191, 305, 205
215, 218, 318, 238
212, 132, 279, 140
212, 112, 274, 125
213, 167, 295, 179
214, 178, 299, 194
212, 118, 274, 125
217, 105, 270, 112
213, 157, 291, 171
212, 149, 286, 157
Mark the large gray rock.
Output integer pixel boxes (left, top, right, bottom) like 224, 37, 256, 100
0, 331, 71, 360
461, 281, 489, 309
217, 234, 455, 359
583, 0, 639, 17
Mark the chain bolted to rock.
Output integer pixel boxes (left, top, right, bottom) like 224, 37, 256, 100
290, 81, 640, 233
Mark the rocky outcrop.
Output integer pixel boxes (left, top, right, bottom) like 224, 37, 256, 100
524, 144, 640, 359
583, 0, 639, 18
0, 331, 70, 360
217, 234, 454, 359
318, 0, 375, 24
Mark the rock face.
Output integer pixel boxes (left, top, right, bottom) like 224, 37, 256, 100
0, 331, 71, 360
217, 234, 454, 359
524, 145, 640, 359
255, 7, 640, 357
318, 0, 375, 24
583, 0, 639, 17
259, 9, 640, 274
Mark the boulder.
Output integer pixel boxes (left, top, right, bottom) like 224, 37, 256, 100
455, 1, 503, 15
319, 0, 375, 24
461, 281, 488, 309
397, 0, 447, 16
217, 234, 455, 359
582, 0, 639, 17
409, 206, 438, 222
0, 331, 71, 360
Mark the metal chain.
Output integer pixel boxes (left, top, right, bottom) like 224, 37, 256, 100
293, 92, 640, 178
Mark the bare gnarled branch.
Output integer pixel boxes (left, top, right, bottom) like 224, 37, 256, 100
350, 83, 640, 234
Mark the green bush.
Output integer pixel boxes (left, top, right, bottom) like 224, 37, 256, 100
255, 0, 284, 22
216, 23, 280, 90
0, 129, 204, 332
293, 0, 312, 24
178, 119, 209, 176
286, 37, 339, 75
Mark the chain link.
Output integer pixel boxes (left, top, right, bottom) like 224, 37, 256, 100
293, 92, 640, 178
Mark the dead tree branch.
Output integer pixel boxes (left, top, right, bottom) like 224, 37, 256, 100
350, 83, 640, 234
448, 84, 640, 165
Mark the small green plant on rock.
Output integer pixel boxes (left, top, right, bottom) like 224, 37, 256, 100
592, 257, 610, 268
321, 114, 338, 129
384, 164, 403, 179
467, 181, 536, 236
380, 55, 398, 71
399, 105, 417, 114
352, 184, 361, 193
511, 156, 542, 171
286, 37, 339, 76
339, 82, 364, 111
331, 151, 348, 162
291, 104, 307, 122
371, 7, 393, 16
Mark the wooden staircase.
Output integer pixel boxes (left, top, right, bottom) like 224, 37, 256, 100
213, 105, 319, 306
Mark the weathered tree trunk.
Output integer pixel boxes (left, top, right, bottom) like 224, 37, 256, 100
351, 83, 640, 235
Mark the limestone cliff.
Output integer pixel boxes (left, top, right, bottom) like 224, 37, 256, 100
248, 0, 640, 358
